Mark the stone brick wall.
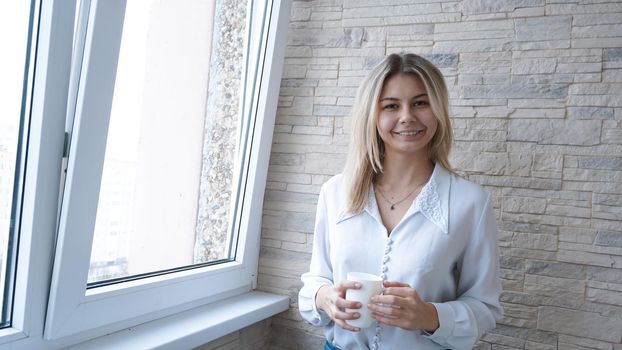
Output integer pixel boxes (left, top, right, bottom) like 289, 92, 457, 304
251, 0, 622, 349
194, 320, 271, 350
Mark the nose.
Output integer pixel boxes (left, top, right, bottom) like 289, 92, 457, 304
398, 105, 416, 124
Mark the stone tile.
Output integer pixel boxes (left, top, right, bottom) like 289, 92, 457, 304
463, 0, 543, 15
512, 58, 556, 74
558, 334, 613, 350
605, 48, 622, 62
595, 231, 622, 248
304, 152, 346, 175
511, 7, 545, 19
573, 24, 622, 39
342, 3, 441, 18
578, 157, 622, 170
422, 53, 459, 68
268, 323, 324, 349
507, 119, 601, 146
450, 151, 508, 174
537, 306, 622, 342
491, 324, 558, 345
525, 260, 585, 279
262, 211, 315, 233
574, 13, 622, 27
434, 38, 514, 53
586, 287, 622, 307
568, 107, 615, 120
557, 250, 616, 268
503, 196, 546, 214
515, 16, 571, 41
463, 84, 567, 99
524, 274, 585, 300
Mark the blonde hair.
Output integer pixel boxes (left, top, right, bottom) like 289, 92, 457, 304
342, 53, 453, 213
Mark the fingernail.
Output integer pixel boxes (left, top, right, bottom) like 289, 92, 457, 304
354, 283, 361, 288
356, 302, 362, 307
354, 328, 360, 332
353, 312, 360, 318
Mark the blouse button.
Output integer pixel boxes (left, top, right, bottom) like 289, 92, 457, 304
380, 273, 386, 280
381, 265, 388, 272
384, 246, 391, 253
382, 256, 389, 263
372, 336, 379, 342
371, 344, 378, 350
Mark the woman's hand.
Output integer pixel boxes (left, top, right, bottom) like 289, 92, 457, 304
368, 281, 439, 332
315, 282, 362, 332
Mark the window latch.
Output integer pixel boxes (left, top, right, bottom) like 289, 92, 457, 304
62, 131, 70, 158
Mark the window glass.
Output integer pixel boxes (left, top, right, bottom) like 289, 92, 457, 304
0, 0, 35, 326
88, 0, 249, 284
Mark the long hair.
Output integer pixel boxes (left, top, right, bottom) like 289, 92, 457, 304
342, 53, 453, 213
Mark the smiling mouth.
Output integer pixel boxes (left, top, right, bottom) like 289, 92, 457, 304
394, 129, 424, 136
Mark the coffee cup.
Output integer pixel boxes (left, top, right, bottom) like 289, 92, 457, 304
345, 272, 383, 328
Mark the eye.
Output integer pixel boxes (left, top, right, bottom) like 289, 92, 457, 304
413, 100, 429, 108
383, 103, 399, 110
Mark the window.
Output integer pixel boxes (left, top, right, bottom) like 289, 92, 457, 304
87, 0, 247, 284
0, 0, 289, 347
0, 0, 35, 329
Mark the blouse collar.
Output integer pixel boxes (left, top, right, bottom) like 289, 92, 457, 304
337, 163, 451, 234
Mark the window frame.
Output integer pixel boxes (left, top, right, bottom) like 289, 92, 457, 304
45, 0, 288, 340
1, 0, 39, 330
0, 0, 290, 347
0, 0, 75, 346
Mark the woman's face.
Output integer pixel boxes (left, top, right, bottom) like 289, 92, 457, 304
376, 73, 438, 159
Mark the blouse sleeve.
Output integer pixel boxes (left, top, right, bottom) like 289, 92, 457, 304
424, 193, 504, 349
298, 184, 334, 326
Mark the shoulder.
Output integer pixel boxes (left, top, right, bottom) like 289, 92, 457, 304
318, 174, 347, 204
448, 172, 492, 220
435, 164, 490, 206
322, 173, 344, 190
447, 173, 497, 235
450, 173, 490, 203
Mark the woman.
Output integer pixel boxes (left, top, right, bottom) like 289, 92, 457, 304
298, 53, 503, 350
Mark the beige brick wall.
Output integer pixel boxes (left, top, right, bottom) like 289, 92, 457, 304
202, 0, 622, 349
194, 320, 271, 350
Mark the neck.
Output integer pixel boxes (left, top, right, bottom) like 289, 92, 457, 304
376, 152, 434, 190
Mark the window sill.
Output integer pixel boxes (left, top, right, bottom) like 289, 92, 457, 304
69, 291, 290, 349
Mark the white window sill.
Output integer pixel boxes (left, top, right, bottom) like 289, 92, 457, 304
69, 291, 290, 349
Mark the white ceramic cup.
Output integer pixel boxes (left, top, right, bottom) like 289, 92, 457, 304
345, 272, 383, 328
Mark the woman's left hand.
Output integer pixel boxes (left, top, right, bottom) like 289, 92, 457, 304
368, 281, 439, 332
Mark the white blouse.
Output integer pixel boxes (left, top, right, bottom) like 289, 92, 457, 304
299, 164, 503, 350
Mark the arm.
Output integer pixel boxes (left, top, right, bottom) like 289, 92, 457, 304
424, 194, 503, 349
298, 185, 334, 326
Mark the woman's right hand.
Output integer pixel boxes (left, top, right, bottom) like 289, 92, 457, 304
315, 282, 362, 332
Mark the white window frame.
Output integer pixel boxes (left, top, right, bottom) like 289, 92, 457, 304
0, 0, 75, 347
0, 0, 290, 347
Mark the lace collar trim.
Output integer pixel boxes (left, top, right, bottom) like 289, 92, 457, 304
413, 176, 448, 234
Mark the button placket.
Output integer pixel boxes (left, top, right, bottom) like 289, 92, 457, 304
373, 238, 393, 350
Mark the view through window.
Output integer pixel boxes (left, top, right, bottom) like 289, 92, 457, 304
0, 1, 34, 326
88, 0, 249, 284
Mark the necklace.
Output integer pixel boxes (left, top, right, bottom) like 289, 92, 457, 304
375, 178, 429, 210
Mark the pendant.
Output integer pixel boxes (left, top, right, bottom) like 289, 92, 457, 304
390, 205, 395, 210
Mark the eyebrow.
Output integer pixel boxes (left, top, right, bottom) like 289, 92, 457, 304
379, 93, 428, 102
